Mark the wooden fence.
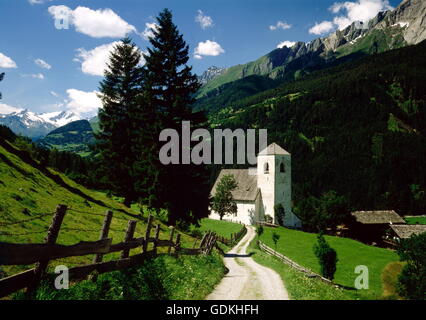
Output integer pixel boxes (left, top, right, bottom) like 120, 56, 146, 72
0, 204, 218, 298
215, 225, 247, 247
258, 240, 344, 288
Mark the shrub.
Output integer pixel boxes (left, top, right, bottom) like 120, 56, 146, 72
272, 232, 280, 251
313, 233, 338, 280
397, 232, 426, 300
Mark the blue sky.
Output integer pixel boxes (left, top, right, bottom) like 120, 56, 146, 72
0, 0, 400, 116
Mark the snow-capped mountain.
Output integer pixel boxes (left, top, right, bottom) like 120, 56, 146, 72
0, 109, 81, 139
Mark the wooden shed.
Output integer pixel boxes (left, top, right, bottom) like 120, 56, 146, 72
387, 224, 426, 244
348, 210, 406, 245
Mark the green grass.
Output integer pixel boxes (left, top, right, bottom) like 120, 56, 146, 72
405, 216, 426, 225
0, 140, 196, 277
247, 236, 366, 300
191, 218, 243, 239
14, 252, 226, 300
258, 227, 399, 299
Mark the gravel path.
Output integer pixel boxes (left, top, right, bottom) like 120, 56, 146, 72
206, 226, 289, 300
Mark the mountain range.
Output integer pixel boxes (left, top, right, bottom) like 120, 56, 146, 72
0, 109, 80, 139
197, 0, 426, 97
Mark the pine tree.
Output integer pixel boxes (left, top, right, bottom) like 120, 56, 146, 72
0, 72, 4, 100
143, 9, 210, 224
96, 38, 149, 207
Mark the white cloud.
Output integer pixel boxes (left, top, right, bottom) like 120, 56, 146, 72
28, 0, 52, 5
194, 40, 225, 59
75, 42, 120, 76
50, 91, 59, 97
309, 0, 393, 35
21, 73, 45, 80
277, 41, 296, 49
330, 0, 393, 30
0, 103, 23, 114
309, 21, 335, 35
65, 89, 103, 116
195, 10, 214, 29
35, 58, 51, 70
141, 22, 159, 40
48, 5, 136, 38
76, 42, 145, 76
269, 21, 292, 31
0, 52, 17, 68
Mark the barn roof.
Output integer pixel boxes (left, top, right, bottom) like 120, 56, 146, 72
351, 210, 406, 225
390, 224, 426, 239
258, 143, 290, 156
211, 169, 258, 202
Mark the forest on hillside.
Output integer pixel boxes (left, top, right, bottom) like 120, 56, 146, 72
205, 40, 426, 227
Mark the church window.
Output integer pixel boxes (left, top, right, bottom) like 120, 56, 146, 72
264, 162, 269, 174
280, 162, 285, 173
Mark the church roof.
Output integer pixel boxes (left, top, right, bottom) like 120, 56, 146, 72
351, 210, 406, 225
211, 169, 259, 202
258, 143, 290, 156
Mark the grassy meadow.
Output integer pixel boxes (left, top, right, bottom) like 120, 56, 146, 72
0, 140, 197, 278
404, 216, 426, 225
191, 218, 244, 239
257, 226, 399, 299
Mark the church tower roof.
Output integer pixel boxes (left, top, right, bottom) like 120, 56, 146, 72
258, 143, 290, 156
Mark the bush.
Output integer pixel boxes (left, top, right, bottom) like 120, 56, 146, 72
397, 233, 426, 300
313, 233, 338, 280
272, 232, 280, 251
257, 225, 264, 237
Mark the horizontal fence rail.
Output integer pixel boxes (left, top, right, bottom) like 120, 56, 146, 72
258, 241, 344, 288
215, 225, 247, 247
0, 204, 219, 299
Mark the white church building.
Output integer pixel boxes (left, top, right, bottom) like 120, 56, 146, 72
209, 143, 302, 228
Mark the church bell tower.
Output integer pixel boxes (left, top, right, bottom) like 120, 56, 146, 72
257, 143, 301, 228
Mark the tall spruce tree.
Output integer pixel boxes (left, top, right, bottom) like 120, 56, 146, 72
96, 38, 154, 207
143, 9, 210, 224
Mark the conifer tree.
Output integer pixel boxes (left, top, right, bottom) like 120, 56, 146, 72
143, 9, 210, 224
96, 38, 149, 207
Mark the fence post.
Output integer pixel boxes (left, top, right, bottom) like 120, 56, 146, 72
153, 224, 160, 254
93, 210, 113, 264
200, 232, 209, 248
168, 226, 175, 255
207, 234, 217, 255
143, 214, 153, 253
175, 233, 181, 255
121, 220, 137, 259
26, 204, 67, 298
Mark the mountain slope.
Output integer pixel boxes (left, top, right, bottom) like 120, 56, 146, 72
197, 0, 426, 98
0, 129, 195, 276
38, 120, 95, 156
211, 40, 426, 219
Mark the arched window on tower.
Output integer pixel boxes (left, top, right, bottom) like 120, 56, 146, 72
264, 162, 269, 174
280, 162, 285, 173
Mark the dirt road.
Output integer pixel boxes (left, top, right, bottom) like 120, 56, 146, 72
206, 226, 289, 300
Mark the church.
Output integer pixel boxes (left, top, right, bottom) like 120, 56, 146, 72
209, 143, 302, 228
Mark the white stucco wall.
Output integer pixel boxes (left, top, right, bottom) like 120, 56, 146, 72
209, 201, 256, 225
257, 152, 301, 228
